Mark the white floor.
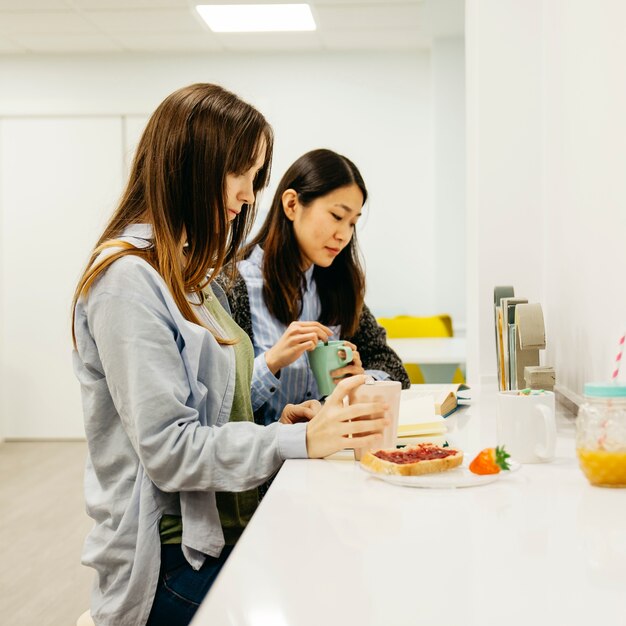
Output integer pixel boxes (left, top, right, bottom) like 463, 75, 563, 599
0, 441, 93, 626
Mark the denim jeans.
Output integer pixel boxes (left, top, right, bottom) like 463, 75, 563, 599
146, 543, 233, 626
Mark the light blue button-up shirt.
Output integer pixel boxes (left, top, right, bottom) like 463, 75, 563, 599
73, 226, 307, 626
238, 245, 388, 424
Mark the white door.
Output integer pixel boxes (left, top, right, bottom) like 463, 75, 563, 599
0, 117, 124, 438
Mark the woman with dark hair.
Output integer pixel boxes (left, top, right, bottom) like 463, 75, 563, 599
72, 87, 387, 626
219, 149, 410, 426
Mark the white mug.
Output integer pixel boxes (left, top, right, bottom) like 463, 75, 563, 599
496, 391, 556, 463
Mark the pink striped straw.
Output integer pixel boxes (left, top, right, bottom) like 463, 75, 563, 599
612, 333, 625, 381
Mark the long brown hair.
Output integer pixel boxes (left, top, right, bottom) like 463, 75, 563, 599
72, 83, 273, 345
243, 149, 366, 337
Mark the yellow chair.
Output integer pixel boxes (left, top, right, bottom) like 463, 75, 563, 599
377, 314, 465, 384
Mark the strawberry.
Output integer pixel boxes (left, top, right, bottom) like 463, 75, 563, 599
469, 446, 511, 475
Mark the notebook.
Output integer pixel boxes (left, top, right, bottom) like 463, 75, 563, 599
401, 384, 470, 419
396, 393, 447, 442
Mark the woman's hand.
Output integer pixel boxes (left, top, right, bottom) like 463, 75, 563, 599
330, 340, 365, 382
279, 399, 323, 424
265, 321, 333, 374
306, 375, 388, 459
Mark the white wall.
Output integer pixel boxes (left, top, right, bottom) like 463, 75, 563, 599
0, 50, 466, 438
432, 37, 466, 328
466, 0, 626, 396
465, 0, 544, 384
542, 0, 626, 399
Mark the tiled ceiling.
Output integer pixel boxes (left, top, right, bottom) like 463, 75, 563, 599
0, 0, 463, 54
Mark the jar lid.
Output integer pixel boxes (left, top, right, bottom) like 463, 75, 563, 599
584, 382, 626, 398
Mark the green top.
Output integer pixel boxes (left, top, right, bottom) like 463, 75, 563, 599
160, 286, 258, 546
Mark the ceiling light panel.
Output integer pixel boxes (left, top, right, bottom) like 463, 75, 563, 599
196, 4, 316, 33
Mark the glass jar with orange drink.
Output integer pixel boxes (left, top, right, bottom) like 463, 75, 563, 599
576, 383, 626, 487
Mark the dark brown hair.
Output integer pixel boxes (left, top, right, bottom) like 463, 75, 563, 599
72, 83, 273, 345
243, 148, 366, 336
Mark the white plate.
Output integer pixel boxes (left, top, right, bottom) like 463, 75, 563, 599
359, 459, 521, 489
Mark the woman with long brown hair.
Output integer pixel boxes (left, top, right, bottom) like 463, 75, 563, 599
72, 86, 387, 626
219, 149, 410, 426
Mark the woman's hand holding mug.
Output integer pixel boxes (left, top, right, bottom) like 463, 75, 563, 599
306, 374, 389, 459
330, 340, 365, 382
265, 321, 333, 374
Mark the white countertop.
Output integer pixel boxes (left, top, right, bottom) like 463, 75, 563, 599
191, 387, 626, 626
387, 336, 466, 365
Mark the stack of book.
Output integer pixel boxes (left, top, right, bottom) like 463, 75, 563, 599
494, 286, 551, 390
396, 384, 470, 447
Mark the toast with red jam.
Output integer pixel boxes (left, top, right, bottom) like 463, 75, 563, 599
360, 443, 463, 476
